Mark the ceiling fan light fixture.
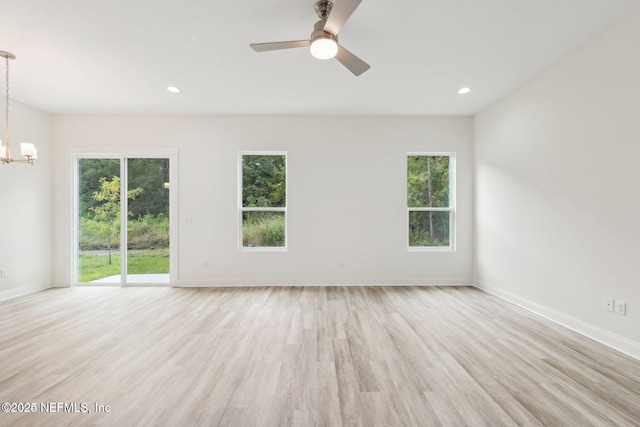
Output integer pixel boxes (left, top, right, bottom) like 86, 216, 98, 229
249, 0, 369, 75
310, 36, 338, 60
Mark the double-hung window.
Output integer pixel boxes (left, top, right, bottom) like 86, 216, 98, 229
407, 153, 455, 251
239, 152, 287, 250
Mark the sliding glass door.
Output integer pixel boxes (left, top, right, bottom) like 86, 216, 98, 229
78, 158, 122, 283
125, 158, 170, 284
76, 155, 175, 285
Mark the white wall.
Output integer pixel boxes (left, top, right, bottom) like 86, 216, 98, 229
52, 115, 473, 286
0, 100, 52, 300
5, 8, 639, 358
474, 11, 640, 355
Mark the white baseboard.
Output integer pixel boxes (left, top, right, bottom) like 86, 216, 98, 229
0, 283, 52, 302
178, 277, 472, 287
52, 281, 70, 288
474, 281, 640, 361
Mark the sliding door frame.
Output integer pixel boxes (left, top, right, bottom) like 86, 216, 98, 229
70, 148, 178, 286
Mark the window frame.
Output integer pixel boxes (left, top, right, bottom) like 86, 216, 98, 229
407, 152, 456, 252
238, 151, 288, 252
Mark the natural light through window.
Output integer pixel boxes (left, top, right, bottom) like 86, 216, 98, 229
407, 153, 455, 251
239, 152, 287, 250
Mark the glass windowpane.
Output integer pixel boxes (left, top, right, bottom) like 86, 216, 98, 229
407, 155, 449, 208
242, 211, 285, 247
409, 211, 450, 247
78, 158, 121, 283
126, 158, 170, 284
242, 155, 286, 208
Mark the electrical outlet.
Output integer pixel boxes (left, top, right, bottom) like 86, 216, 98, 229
604, 297, 614, 312
0, 268, 7, 278
615, 301, 626, 316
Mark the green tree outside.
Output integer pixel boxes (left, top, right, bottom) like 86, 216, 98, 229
78, 158, 171, 282
407, 155, 450, 246
242, 154, 286, 247
90, 176, 143, 265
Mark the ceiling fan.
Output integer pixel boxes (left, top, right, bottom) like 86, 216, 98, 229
250, 0, 370, 76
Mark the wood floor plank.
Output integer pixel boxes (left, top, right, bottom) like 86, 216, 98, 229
1, 286, 639, 426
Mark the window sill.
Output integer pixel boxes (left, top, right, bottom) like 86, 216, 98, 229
239, 247, 288, 253
408, 246, 455, 253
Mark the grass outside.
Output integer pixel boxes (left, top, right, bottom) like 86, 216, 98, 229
242, 212, 285, 247
79, 249, 169, 282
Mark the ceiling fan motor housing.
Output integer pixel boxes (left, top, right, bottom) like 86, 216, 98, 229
311, 19, 338, 44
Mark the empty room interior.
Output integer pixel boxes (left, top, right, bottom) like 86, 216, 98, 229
1, 0, 640, 425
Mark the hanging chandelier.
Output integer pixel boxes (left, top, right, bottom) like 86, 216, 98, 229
0, 51, 37, 165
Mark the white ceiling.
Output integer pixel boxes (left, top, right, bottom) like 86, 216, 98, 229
1, 0, 639, 115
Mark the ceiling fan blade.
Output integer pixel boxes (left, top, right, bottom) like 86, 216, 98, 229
250, 40, 311, 52
335, 45, 370, 76
324, 0, 363, 35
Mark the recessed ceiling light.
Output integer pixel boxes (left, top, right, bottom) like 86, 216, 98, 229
166, 86, 181, 93
457, 87, 471, 95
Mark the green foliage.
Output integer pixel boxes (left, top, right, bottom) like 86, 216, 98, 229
127, 158, 170, 218
242, 155, 286, 207
91, 176, 144, 220
242, 212, 285, 247
241, 154, 286, 248
407, 156, 449, 208
408, 156, 451, 246
79, 159, 120, 217
79, 158, 170, 219
80, 215, 169, 251
80, 217, 121, 250
127, 214, 170, 249
78, 158, 171, 281
88, 176, 143, 264
409, 211, 450, 247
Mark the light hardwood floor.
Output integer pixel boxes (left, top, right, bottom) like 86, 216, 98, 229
0, 286, 639, 426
